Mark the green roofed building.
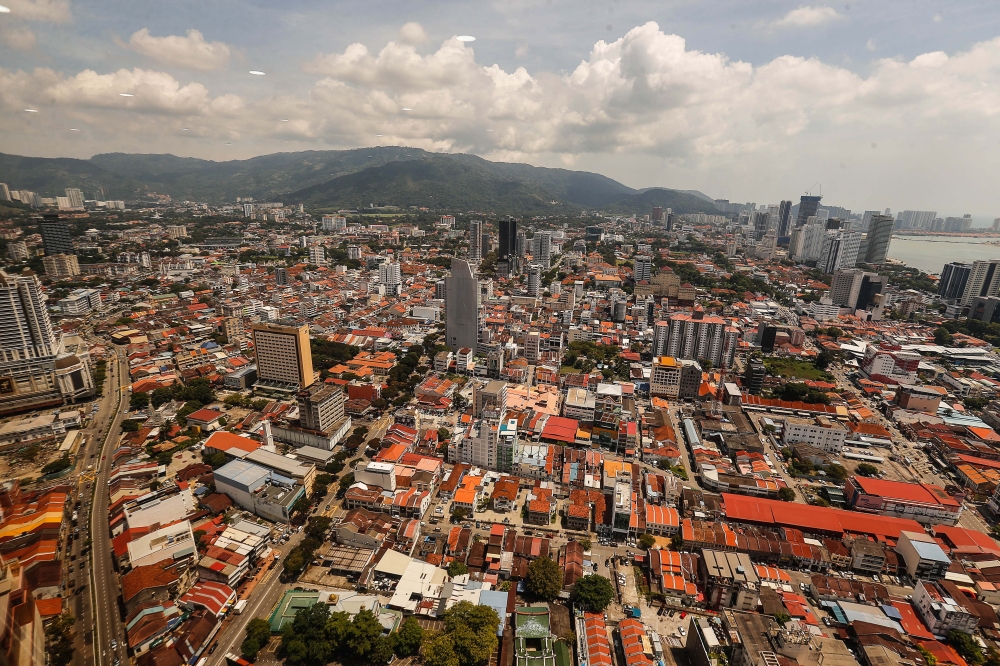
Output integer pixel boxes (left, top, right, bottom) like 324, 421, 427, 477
514, 606, 569, 666
268, 589, 400, 635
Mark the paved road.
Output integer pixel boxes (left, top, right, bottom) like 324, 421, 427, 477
88, 345, 131, 666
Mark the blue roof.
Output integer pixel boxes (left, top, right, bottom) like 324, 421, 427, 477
910, 539, 951, 563
479, 590, 509, 636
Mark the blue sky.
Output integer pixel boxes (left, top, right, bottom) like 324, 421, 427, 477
3, 0, 1000, 218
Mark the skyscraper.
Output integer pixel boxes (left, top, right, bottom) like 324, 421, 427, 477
817, 231, 862, 274
469, 220, 482, 262
960, 260, 1000, 306
776, 200, 793, 237
750, 211, 770, 240
0, 270, 94, 412
535, 231, 552, 269
498, 217, 518, 275
446, 259, 480, 352
39, 215, 74, 255
251, 323, 315, 390
526, 264, 542, 297
65, 188, 84, 208
857, 214, 894, 265
795, 195, 822, 228
938, 262, 972, 301
664, 309, 739, 369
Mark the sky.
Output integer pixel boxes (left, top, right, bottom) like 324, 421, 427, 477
3, 0, 1000, 219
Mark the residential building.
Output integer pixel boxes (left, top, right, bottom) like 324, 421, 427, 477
634, 255, 652, 283
379, 260, 402, 295
663, 309, 738, 369
564, 387, 596, 421
7, 241, 28, 261
650, 356, 682, 398
0, 270, 94, 414
166, 225, 188, 239
960, 259, 1000, 306
469, 220, 482, 262
849, 538, 886, 573
57, 288, 101, 315
251, 322, 315, 392
42, 254, 80, 277
860, 345, 920, 384
297, 383, 345, 433
911, 580, 977, 637
475, 380, 507, 418
817, 230, 862, 274
856, 214, 894, 265
743, 361, 765, 395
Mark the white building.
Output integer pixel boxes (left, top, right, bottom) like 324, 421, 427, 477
355, 461, 397, 492
58, 288, 102, 315
911, 580, 977, 637
782, 416, 848, 454
379, 261, 402, 295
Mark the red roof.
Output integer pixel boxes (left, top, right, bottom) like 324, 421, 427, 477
541, 416, 578, 443
852, 477, 960, 507
186, 408, 225, 424
204, 431, 260, 454
722, 493, 923, 539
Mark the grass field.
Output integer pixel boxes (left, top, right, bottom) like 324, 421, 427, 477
764, 358, 833, 381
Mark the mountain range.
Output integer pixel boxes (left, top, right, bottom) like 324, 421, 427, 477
0, 147, 719, 215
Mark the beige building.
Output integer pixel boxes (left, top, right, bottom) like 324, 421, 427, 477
251, 323, 314, 391
166, 225, 188, 239
650, 356, 682, 398
41, 254, 79, 277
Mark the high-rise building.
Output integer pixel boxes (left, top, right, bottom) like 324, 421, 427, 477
296, 384, 345, 433
498, 217, 518, 276
795, 195, 822, 228
379, 260, 402, 295
750, 211, 770, 240
275, 267, 290, 286
829, 269, 886, 310
652, 320, 669, 356
39, 216, 74, 256
743, 360, 766, 395
856, 214, 894, 265
633, 255, 652, 283
446, 259, 480, 352
308, 245, 325, 266
960, 260, 1000, 306
251, 323, 315, 391
535, 231, 552, 269
0, 183, 9, 201
993, 218, 1000, 232
42, 254, 80, 277
789, 219, 827, 262
652, 206, 664, 222
817, 231, 862, 274
894, 210, 937, 230
166, 225, 188, 239
64, 188, 84, 208
7, 241, 28, 262
435, 279, 447, 300
938, 262, 972, 301
469, 220, 482, 262
776, 200, 792, 237
0, 270, 94, 413
663, 308, 739, 369
526, 264, 542, 297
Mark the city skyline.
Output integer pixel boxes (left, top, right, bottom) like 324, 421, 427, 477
4, 2, 1000, 214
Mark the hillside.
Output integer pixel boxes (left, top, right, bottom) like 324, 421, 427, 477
0, 148, 719, 215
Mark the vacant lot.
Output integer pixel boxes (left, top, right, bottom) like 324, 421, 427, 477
764, 358, 833, 381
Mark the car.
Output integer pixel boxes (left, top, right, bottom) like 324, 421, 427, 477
110, 640, 117, 650
679, 612, 687, 619
679, 627, 686, 636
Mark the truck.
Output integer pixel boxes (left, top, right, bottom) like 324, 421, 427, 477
232, 599, 248, 615
626, 606, 641, 618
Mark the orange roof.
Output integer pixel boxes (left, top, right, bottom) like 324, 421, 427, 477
204, 431, 260, 454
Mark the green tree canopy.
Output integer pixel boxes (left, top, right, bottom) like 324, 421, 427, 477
777, 487, 796, 502
443, 601, 500, 666
422, 634, 461, 666
447, 561, 469, 577
241, 617, 273, 660
638, 533, 656, 549
391, 617, 424, 657
525, 556, 563, 601
45, 612, 76, 666
855, 463, 880, 477
572, 574, 615, 612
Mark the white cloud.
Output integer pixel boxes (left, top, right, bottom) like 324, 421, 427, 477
8, 21, 1000, 211
773, 6, 842, 28
398, 22, 428, 45
866, 38, 877, 51
2, 24, 36, 50
127, 28, 231, 71
1, 0, 70, 22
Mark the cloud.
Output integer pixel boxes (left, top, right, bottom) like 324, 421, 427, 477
8, 21, 1000, 211
126, 28, 232, 71
398, 22, 428, 45
2, 25, 36, 50
1, 0, 70, 22
866, 38, 877, 51
773, 6, 842, 28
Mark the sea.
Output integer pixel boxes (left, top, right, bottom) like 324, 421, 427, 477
887, 234, 1000, 274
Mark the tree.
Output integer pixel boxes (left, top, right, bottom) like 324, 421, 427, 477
345, 609, 390, 663
448, 561, 469, 577
638, 533, 657, 549
579, 538, 592, 551
856, 462, 880, 477
777, 487, 796, 502
814, 351, 833, 370
826, 463, 848, 480
572, 574, 614, 612
949, 629, 984, 665
774, 612, 791, 625
150, 387, 174, 407
670, 534, 684, 551
422, 634, 460, 666
438, 427, 451, 441
443, 601, 500, 666
305, 516, 332, 541
452, 506, 469, 522
241, 617, 272, 660
392, 617, 424, 657
934, 327, 955, 346
45, 612, 76, 666
525, 556, 563, 601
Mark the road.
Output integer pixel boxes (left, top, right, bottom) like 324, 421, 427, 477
87, 345, 131, 666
